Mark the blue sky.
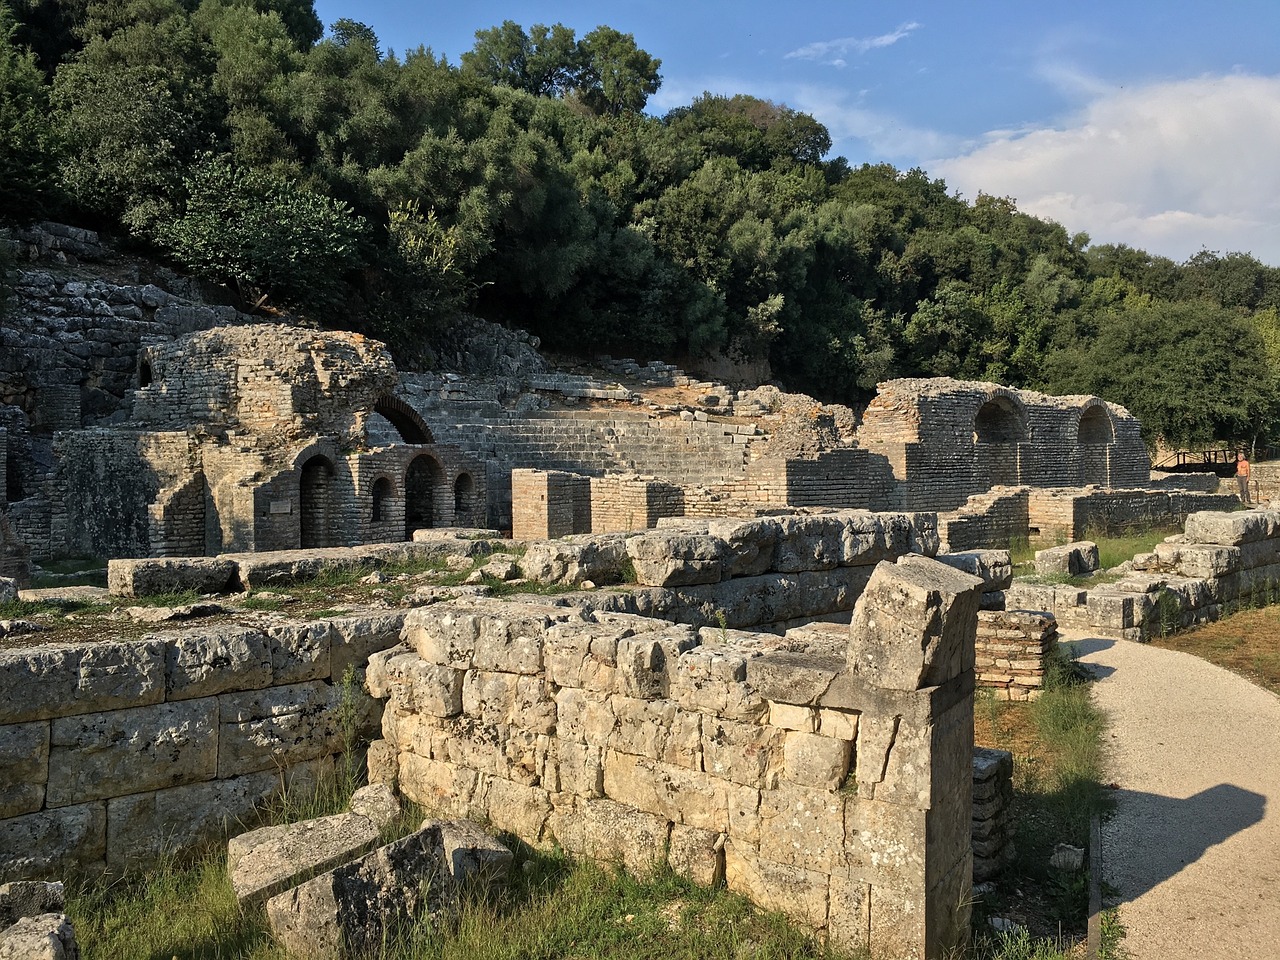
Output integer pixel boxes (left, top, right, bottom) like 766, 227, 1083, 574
314, 1, 1280, 265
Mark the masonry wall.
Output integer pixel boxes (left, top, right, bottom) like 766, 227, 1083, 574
974, 610, 1056, 701
0, 613, 406, 881
938, 490, 1031, 553
374, 554, 981, 959
1026, 488, 1236, 543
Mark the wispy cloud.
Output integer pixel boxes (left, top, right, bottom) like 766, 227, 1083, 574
932, 73, 1280, 264
785, 22, 920, 67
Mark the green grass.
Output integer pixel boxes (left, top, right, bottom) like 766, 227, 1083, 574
1009, 523, 1181, 584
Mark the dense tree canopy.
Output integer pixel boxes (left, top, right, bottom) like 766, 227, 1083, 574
2, 1, 1278, 451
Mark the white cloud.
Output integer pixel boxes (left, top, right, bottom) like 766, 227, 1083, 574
933, 74, 1280, 265
785, 22, 920, 67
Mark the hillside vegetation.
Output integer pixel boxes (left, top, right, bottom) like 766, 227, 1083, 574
4, 0, 1280, 450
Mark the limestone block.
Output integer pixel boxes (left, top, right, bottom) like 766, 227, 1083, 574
828, 876, 872, 953
0, 881, 64, 927
602, 750, 755, 835
758, 786, 845, 874
667, 823, 723, 887
1086, 590, 1139, 630
0, 913, 78, 960
475, 777, 552, 842
46, 699, 218, 806
552, 740, 604, 797
554, 687, 616, 745
1153, 541, 1241, 579
0, 722, 48, 818
1033, 542, 1099, 577
747, 653, 844, 708
438, 819, 513, 884
783, 732, 851, 790
349, 783, 400, 828
363, 644, 412, 700
365, 739, 399, 786
265, 622, 333, 685
0, 641, 165, 724
405, 607, 480, 669
386, 659, 463, 719
1001, 583, 1057, 617
669, 668, 767, 722
0, 803, 106, 882
723, 842, 829, 928
1184, 508, 1280, 546
610, 697, 702, 770
626, 533, 724, 587
105, 761, 331, 873
107, 557, 235, 598
706, 518, 780, 578
768, 702, 816, 732
844, 798, 927, 889
328, 612, 407, 680
0, 580, 15, 604
846, 556, 983, 691
519, 535, 630, 585
543, 622, 593, 687
773, 516, 843, 573
396, 755, 479, 818
473, 610, 549, 675
550, 798, 669, 877
227, 812, 382, 904
217, 681, 344, 778
701, 718, 783, 788
817, 708, 859, 741
934, 550, 1013, 591
165, 627, 272, 701
265, 824, 459, 960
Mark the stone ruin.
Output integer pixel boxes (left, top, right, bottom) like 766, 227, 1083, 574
0, 224, 1251, 958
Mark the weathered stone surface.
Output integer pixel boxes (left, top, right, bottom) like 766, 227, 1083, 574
46, 699, 218, 806
124, 602, 227, 623
706, 518, 779, 577
228, 812, 381, 904
0, 722, 49, 818
782, 732, 851, 790
265, 622, 334, 685
0, 804, 106, 882
106, 557, 236, 598
217, 681, 345, 778
328, 613, 407, 679
773, 516, 843, 573
1033, 541, 1099, 577
437, 819, 513, 883
0, 579, 16, 604
551, 798, 669, 877
519, 534, 631, 586
349, 783, 400, 828
0, 913, 78, 960
0, 881, 64, 927
0, 641, 165, 723
626, 533, 724, 587
934, 550, 1013, 591
265, 822, 506, 959
105, 760, 331, 873
847, 555, 983, 691
723, 842, 829, 927
1184, 508, 1280, 546
165, 627, 272, 700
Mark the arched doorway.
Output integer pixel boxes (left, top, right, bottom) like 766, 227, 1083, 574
454, 473, 475, 525
371, 476, 393, 523
1078, 405, 1113, 485
299, 455, 336, 548
405, 455, 443, 538
974, 397, 1027, 487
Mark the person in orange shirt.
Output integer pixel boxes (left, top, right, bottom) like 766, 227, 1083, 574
1236, 453, 1252, 504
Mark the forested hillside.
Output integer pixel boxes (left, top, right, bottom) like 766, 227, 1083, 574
3, 0, 1279, 450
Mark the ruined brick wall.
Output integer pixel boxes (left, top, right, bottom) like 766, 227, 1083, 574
512, 470, 591, 540
938, 489, 1031, 553
149, 472, 207, 557
1027, 488, 1236, 543
974, 610, 1056, 701
0, 613, 405, 881
374, 554, 981, 958
587, 477, 684, 532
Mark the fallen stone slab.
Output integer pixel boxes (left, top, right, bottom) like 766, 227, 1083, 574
227, 812, 382, 905
265, 820, 511, 959
935, 550, 1013, 591
124, 602, 227, 623
107, 557, 236, 598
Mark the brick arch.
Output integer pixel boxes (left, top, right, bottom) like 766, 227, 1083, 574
404, 453, 446, 538
371, 475, 395, 523
374, 395, 433, 445
1077, 401, 1114, 445
973, 394, 1029, 444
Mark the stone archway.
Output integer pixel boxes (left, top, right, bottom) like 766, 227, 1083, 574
299, 454, 336, 548
974, 396, 1027, 487
405, 454, 444, 538
371, 476, 393, 523
1078, 404, 1114, 485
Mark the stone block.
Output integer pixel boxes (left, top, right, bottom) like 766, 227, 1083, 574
758, 786, 845, 874
473, 610, 549, 675
165, 627, 272, 701
46, 699, 218, 806
405, 607, 480, 669
217, 681, 345, 778
1033, 541, 1099, 576
702, 718, 783, 788
1184, 509, 1280, 546
626, 533, 724, 587
828, 875, 872, 953
438, 819, 513, 884
365, 739, 399, 786
773, 516, 843, 573
723, 843, 829, 928
396, 755, 479, 818
0, 722, 48, 818
265, 622, 333, 685
706, 518, 780, 578
0, 803, 106, 882
328, 612, 407, 680
107, 557, 235, 597
0, 580, 15, 605
934, 550, 1013, 591
105, 761, 330, 873
668, 823, 723, 887
227, 811, 382, 904
768, 702, 816, 732
847, 556, 983, 691
0, 913, 78, 959
519, 534, 630, 585
1153, 541, 1241, 579
783, 732, 851, 790
551, 798, 669, 877
1086, 590, 1139, 630
475, 777, 552, 842
0, 641, 166, 724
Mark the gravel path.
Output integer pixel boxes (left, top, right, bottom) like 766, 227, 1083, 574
1068, 633, 1280, 959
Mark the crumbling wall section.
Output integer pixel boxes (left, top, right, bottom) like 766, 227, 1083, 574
974, 610, 1056, 701
1027, 488, 1236, 543
374, 553, 981, 958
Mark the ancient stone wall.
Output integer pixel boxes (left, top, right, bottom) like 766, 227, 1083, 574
0, 613, 405, 881
372, 553, 982, 958
974, 611, 1056, 701
938, 489, 1031, 553
1026, 487, 1235, 543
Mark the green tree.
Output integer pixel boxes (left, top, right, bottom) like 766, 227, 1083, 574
461, 20, 581, 97
0, 1, 58, 220
576, 26, 660, 115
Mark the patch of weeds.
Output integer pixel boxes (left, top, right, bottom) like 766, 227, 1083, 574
237, 593, 285, 612
0, 596, 104, 619
127, 589, 203, 608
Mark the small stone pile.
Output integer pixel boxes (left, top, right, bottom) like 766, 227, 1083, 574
972, 748, 1016, 882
